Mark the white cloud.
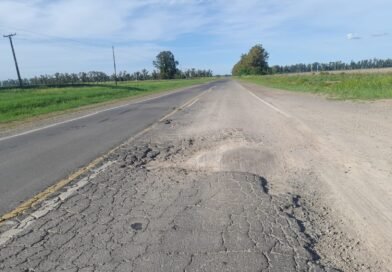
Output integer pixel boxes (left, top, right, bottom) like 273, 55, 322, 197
1, 0, 392, 78
347, 33, 361, 40
0, 0, 207, 41
371, 33, 388, 37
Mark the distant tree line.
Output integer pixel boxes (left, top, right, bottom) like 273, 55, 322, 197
270, 58, 392, 74
0, 68, 213, 88
233, 44, 392, 76
0, 50, 213, 88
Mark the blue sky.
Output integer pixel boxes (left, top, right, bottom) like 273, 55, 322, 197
0, 0, 391, 79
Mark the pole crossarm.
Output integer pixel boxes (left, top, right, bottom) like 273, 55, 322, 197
3, 33, 16, 38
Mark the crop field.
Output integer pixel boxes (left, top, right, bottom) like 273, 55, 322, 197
0, 78, 215, 123
239, 72, 392, 100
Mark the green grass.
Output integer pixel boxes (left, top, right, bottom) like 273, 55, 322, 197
238, 73, 392, 100
0, 78, 215, 123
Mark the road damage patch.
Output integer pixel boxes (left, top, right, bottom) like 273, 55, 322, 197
0, 134, 338, 271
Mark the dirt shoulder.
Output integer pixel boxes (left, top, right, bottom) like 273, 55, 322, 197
239, 81, 392, 271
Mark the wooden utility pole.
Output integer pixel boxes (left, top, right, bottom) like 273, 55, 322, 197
112, 46, 117, 86
3, 33, 23, 87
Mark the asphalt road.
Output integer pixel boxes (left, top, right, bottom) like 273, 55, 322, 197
0, 80, 335, 272
1, 79, 391, 271
0, 81, 217, 215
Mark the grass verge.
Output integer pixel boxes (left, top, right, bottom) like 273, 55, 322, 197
0, 78, 215, 123
238, 73, 392, 100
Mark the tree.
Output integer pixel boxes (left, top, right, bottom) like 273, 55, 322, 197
151, 70, 160, 80
232, 44, 269, 76
153, 51, 179, 79
141, 69, 149, 80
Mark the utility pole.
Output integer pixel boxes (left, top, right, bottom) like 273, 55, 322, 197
112, 46, 117, 86
3, 33, 23, 87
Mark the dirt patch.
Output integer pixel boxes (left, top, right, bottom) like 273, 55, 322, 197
0, 132, 339, 271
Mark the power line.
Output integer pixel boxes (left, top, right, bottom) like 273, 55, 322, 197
0, 27, 143, 81
3, 33, 23, 87
0, 25, 114, 48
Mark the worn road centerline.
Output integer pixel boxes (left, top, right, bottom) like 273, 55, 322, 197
186, 98, 199, 108
0, 83, 211, 142
158, 89, 210, 122
0, 87, 212, 224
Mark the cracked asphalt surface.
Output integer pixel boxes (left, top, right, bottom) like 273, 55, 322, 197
1, 79, 391, 271
0, 82, 215, 215
0, 138, 336, 272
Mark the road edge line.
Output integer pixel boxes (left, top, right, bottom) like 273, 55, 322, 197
236, 81, 291, 118
0, 81, 216, 142
0, 87, 212, 226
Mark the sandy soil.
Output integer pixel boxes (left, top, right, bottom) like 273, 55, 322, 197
234, 81, 392, 271
1, 79, 391, 271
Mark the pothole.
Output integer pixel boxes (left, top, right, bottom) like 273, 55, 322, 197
131, 223, 143, 231
182, 140, 277, 178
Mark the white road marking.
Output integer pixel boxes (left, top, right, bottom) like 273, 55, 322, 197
241, 85, 291, 118
0, 84, 211, 142
0, 161, 113, 246
0, 87, 213, 246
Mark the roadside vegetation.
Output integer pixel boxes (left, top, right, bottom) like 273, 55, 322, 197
239, 73, 392, 100
1, 50, 213, 88
270, 59, 392, 74
0, 78, 215, 123
232, 44, 392, 100
0, 50, 216, 123
231, 45, 392, 76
